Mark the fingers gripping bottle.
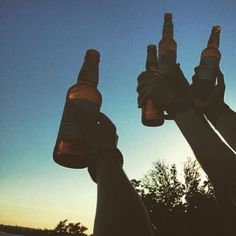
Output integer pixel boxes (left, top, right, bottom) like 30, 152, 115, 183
194, 25, 221, 100
141, 44, 165, 126
158, 13, 177, 75
53, 49, 102, 168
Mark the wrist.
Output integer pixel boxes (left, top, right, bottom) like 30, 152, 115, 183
99, 147, 123, 163
88, 147, 123, 183
165, 95, 194, 118
205, 103, 233, 126
173, 104, 206, 126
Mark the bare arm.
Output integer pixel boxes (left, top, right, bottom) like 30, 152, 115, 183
192, 70, 236, 151
213, 108, 236, 150
173, 107, 236, 193
174, 107, 236, 235
137, 67, 236, 234
78, 112, 154, 236
94, 149, 154, 236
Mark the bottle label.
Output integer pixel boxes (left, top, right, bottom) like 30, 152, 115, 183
197, 56, 220, 83
158, 50, 176, 74
56, 99, 100, 142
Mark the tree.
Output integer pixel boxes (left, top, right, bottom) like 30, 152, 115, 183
54, 219, 69, 235
142, 160, 185, 209
132, 158, 225, 236
53, 220, 89, 236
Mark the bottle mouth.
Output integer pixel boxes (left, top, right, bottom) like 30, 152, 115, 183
85, 49, 100, 62
212, 25, 221, 32
147, 44, 157, 52
163, 13, 173, 30
164, 12, 172, 19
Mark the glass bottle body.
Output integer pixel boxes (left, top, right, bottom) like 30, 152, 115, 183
158, 37, 177, 74
142, 99, 164, 127
195, 26, 221, 100
158, 13, 177, 75
53, 82, 102, 169
142, 45, 164, 127
198, 49, 221, 82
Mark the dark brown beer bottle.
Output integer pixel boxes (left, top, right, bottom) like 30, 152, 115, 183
141, 44, 165, 126
53, 49, 102, 168
158, 13, 177, 75
194, 25, 221, 99
199, 25, 221, 81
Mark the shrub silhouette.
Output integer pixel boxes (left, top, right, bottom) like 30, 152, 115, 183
54, 219, 88, 236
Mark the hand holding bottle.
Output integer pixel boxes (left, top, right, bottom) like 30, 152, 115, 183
75, 110, 122, 182
140, 44, 165, 127
53, 49, 102, 169
191, 69, 231, 125
75, 111, 119, 155
137, 64, 190, 118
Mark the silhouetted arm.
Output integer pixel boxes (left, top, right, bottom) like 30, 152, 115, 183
174, 106, 236, 235
94, 148, 154, 236
137, 66, 236, 185
192, 70, 236, 150
212, 108, 236, 150
137, 67, 236, 234
77, 111, 154, 236
173, 107, 236, 196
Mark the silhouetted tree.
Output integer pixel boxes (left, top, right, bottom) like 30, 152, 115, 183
132, 158, 225, 236
54, 219, 69, 235
53, 219, 88, 236
142, 160, 185, 209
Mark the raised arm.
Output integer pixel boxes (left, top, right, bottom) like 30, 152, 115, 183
191, 69, 236, 150
137, 66, 236, 234
76, 110, 154, 236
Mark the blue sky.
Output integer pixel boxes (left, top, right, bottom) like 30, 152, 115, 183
0, 0, 235, 234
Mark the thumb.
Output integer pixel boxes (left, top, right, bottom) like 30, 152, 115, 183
193, 98, 208, 112
98, 112, 116, 132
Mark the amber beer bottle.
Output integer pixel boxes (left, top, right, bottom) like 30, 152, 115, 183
200, 25, 221, 80
141, 44, 165, 126
158, 13, 177, 75
195, 25, 221, 99
53, 49, 102, 168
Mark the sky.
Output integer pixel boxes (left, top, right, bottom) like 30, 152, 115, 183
0, 0, 236, 234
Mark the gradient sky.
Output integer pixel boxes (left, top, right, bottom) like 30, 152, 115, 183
0, 0, 236, 234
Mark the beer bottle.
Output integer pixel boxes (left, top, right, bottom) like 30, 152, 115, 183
53, 49, 102, 168
141, 44, 165, 126
194, 25, 221, 99
199, 25, 221, 81
158, 13, 177, 75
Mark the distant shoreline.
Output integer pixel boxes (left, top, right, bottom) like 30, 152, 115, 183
0, 225, 54, 236
0, 231, 24, 236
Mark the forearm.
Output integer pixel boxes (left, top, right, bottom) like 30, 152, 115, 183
213, 108, 236, 151
94, 150, 154, 236
173, 107, 236, 183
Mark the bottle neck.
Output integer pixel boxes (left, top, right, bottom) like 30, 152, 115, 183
207, 30, 220, 49
146, 55, 158, 72
146, 46, 158, 72
162, 19, 174, 39
77, 61, 99, 87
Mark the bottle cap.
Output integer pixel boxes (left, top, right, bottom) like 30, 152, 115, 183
212, 25, 221, 32
164, 13, 172, 19
85, 49, 100, 62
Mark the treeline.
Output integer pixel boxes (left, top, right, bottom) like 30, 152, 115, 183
0, 224, 55, 236
131, 158, 225, 236
0, 221, 92, 236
